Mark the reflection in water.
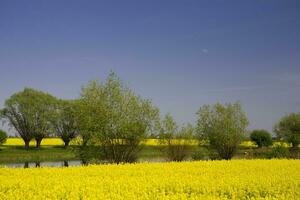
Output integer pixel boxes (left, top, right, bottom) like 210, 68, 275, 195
24, 162, 29, 168
35, 162, 40, 167
2, 157, 167, 168
63, 161, 69, 167
2, 160, 82, 168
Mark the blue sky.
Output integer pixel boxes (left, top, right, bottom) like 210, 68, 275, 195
1, 0, 300, 134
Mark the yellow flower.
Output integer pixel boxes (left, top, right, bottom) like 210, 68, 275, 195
0, 160, 299, 199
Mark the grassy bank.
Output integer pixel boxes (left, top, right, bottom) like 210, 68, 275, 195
0, 146, 77, 163
0, 138, 297, 164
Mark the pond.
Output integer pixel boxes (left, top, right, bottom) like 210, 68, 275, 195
0, 157, 167, 168
1, 160, 83, 168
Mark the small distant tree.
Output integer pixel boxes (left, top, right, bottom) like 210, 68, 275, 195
196, 102, 249, 160
51, 99, 79, 148
159, 114, 195, 161
0, 129, 7, 145
250, 129, 273, 148
274, 113, 300, 150
0, 88, 56, 149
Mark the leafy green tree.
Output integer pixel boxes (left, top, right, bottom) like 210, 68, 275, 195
0, 88, 56, 149
50, 99, 79, 148
78, 72, 160, 163
159, 114, 195, 161
159, 114, 178, 145
250, 129, 273, 148
196, 102, 249, 160
0, 129, 7, 145
274, 113, 300, 149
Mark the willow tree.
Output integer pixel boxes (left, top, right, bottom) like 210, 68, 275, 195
78, 72, 160, 163
0, 88, 56, 149
196, 102, 249, 160
159, 114, 195, 161
50, 99, 79, 148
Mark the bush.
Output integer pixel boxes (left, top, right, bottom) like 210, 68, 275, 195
159, 114, 195, 161
191, 147, 209, 160
0, 129, 7, 145
208, 149, 221, 160
76, 145, 104, 165
268, 144, 290, 158
250, 129, 273, 148
164, 144, 193, 161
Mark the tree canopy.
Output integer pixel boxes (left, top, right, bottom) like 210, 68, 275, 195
50, 99, 79, 147
196, 102, 249, 160
0, 88, 56, 149
78, 72, 160, 163
274, 113, 300, 149
250, 129, 273, 148
159, 114, 195, 161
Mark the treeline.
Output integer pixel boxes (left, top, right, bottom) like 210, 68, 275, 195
0, 72, 299, 162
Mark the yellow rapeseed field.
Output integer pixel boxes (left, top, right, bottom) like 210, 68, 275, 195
4, 138, 255, 147
0, 160, 299, 200
4, 138, 200, 146
4, 138, 65, 146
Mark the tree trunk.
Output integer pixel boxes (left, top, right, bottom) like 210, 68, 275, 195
64, 139, 70, 148
291, 143, 299, 151
35, 162, 40, 167
63, 161, 69, 167
36, 138, 42, 149
24, 162, 29, 168
24, 140, 30, 150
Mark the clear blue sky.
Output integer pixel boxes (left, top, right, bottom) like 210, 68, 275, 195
1, 0, 300, 134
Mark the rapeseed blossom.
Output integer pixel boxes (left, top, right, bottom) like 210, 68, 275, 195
0, 160, 299, 199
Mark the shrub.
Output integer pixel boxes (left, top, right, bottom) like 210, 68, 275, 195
268, 144, 290, 158
159, 114, 195, 161
250, 129, 273, 148
76, 145, 104, 165
191, 147, 209, 160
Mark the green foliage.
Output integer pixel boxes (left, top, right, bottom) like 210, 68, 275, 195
274, 113, 300, 149
76, 145, 103, 165
191, 147, 209, 160
0, 88, 56, 149
250, 129, 273, 148
159, 114, 178, 145
268, 144, 290, 158
0, 129, 7, 145
77, 72, 160, 163
159, 114, 195, 161
50, 99, 79, 147
196, 102, 249, 160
